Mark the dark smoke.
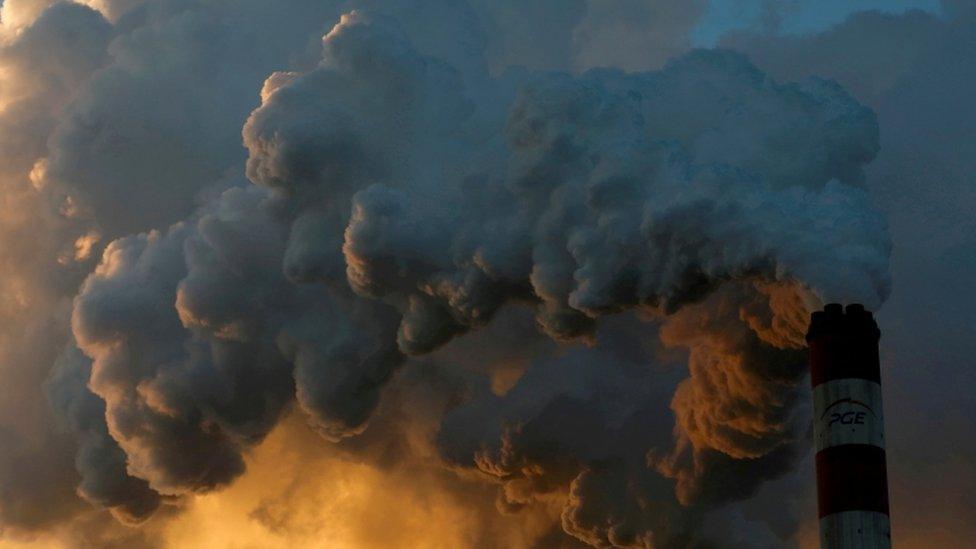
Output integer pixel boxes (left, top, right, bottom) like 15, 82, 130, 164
0, 1, 916, 547
62, 10, 889, 546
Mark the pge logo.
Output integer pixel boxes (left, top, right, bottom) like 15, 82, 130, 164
828, 411, 866, 426
821, 398, 875, 427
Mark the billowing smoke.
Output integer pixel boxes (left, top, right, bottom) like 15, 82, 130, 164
0, 1, 899, 547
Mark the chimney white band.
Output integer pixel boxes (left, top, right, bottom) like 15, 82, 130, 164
820, 510, 891, 549
813, 378, 885, 453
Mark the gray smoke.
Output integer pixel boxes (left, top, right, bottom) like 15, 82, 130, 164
0, 1, 909, 547
62, 9, 890, 546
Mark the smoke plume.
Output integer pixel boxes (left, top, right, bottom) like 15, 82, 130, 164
0, 1, 910, 547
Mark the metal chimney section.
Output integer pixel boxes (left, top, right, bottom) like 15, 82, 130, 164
807, 303, 891, 549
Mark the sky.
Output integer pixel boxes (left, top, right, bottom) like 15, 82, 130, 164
0, 1, 972, 548
693, 0, 942, 45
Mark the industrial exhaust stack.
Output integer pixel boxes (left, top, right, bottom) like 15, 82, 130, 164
807, 304, 891, 548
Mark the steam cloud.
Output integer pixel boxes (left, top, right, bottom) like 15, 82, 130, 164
0, 1, 906, 547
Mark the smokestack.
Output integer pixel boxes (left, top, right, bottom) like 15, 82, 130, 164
807, 304, 891, 548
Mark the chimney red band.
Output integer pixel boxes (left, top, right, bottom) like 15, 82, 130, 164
808, 303, 881, 386
815, 444, 890, 517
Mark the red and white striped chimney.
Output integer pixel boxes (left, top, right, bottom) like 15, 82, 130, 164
806, 303, 891, 548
